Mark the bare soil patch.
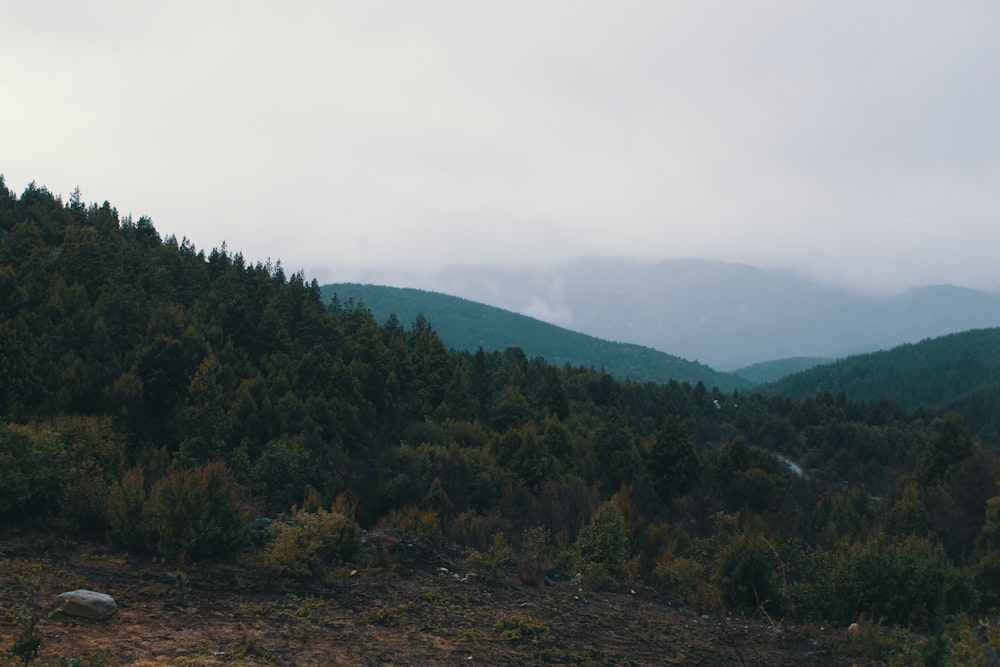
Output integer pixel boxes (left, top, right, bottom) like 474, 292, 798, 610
1, 531, 863, 666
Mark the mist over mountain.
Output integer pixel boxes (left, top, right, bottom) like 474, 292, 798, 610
346, 259, 1000, 369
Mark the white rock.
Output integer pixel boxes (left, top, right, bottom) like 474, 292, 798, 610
54, 590, 118, 620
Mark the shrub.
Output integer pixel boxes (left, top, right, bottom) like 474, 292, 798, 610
250, 435, 316, 511
654, 555, 719, 614
495, 613, 549, 641
0, 424, 61, 522
797, 532, 954, 628
518, 524, 550, 588
107, 466, 147, 552
263, 501, 360, 579
712, 529, 780, 614
465, 531, 513, 583
144, 462, 247, 562
52, 415, 125, 532
570, 500, 630, 588
378, 505, 443, 545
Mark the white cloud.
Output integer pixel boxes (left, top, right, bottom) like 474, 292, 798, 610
2, 1, 999, 291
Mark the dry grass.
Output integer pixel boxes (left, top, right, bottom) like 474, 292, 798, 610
0, 530, 860, 666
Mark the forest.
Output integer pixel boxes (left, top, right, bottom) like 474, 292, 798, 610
2, 176, 999, 663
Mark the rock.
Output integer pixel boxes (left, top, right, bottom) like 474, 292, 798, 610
54, 590, 118, 620
248, 517, 273, 531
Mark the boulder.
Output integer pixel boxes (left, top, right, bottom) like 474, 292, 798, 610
54, 590, 118, 620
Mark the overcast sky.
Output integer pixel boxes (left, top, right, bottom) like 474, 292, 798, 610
3, 1, 999, 292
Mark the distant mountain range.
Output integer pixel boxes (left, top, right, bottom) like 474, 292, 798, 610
319, 283, 752, 393
339, 259, 1000, 369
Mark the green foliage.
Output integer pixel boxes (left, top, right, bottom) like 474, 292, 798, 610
796, 533, 956, 628
465, 531, 513, 584
495, 613, 550, 641
518, 524, 550, 588
250, 435, 317, 512
571, 500, 630, 589
0, 418, 125, 531
917, 413, 975, 485
649, 415, 701, 502
144, 462, 247, 561
51, 415, 125, 531
263, 500, 361, 579
765, 328, 1000, 412
106, 466, 148, 551
716, 436, 788, 512
7, 606, 42, 667
53, 653, 110, 667
172, 569, 192, 607
815, 486, 875, 543
653, 555, 716, 614
231, 632, 276, 662
0, 424, 61, 523
976, 496, 1000, 610
378, 505, 443, 545
711, 527, 780, 614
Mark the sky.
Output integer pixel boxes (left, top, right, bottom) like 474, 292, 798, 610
3, 1, 1000, 293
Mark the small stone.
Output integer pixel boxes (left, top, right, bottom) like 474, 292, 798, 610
54, 590, 118, 620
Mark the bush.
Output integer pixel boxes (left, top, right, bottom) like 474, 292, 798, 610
378, 505, 443, 545
653, 555, 719, 614
712, 529, 781, 614
796, 532, 955, 628
0, 424, 61, 522
518, 524, 550, 588
144, 462, 247, 562
263, 499, 360, 579
465, 531, 513, 584
495, 613, 549, 641
570, 500, 630, 588
250, 435, 317, 511
52, 415, 125, 532
107, 466, 147, 551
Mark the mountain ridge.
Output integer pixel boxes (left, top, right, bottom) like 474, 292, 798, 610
762, 327, 1000, 413
320, 283, 752, 392
339, 259, 1000, 368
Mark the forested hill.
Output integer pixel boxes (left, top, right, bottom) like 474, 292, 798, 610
5, 176, 1000, 655
320, 283, 751, 392
763, 328, 1000, 411
733, 356, 832, 384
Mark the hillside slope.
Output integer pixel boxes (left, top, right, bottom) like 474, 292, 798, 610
734, 356, 833, 384
762, 327, 1000, 409
321, 283, 751, 392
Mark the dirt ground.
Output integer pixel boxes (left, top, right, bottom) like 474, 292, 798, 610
0, 530, 866, 666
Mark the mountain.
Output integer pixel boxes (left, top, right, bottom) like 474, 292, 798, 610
319, 283, 752, 392
342, 259, 1000, 369
762, 327, 1000, 410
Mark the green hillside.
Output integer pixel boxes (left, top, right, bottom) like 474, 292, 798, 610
320, 283, 752, 392
733, 356, 832, 384
764, 328, 1000, 410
